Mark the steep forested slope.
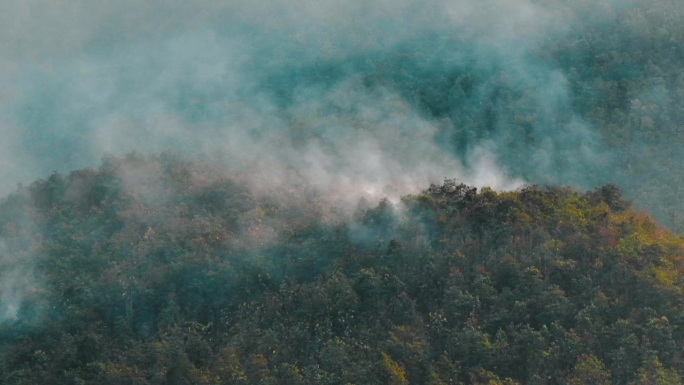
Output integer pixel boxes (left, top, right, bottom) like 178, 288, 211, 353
0, 155, 682, 385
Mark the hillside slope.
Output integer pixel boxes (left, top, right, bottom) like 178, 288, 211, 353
0, 155, 682, 385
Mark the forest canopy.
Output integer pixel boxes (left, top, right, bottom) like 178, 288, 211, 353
0, 154, 682, 385
2, 0, 684, 384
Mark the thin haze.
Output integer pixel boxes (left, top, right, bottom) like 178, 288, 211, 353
0, 0, 603, 201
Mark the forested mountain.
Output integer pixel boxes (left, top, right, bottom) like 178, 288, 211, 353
0, 154, 682, 384
3, 1, 684, 384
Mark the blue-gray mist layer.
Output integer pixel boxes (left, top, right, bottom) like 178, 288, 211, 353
1, 0, 619, 198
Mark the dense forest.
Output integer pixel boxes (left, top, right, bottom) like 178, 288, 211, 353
0, 154, 682, 384
3, 0, 684, 384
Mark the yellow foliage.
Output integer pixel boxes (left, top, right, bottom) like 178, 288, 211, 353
215, 347, 248, 382
248, 353, 275, 383
609, 208, 684, 291
382, 352, 409, 385
192, 368, 221, 385
610, 210, 670, 246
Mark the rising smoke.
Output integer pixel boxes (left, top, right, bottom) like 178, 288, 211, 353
0, 0, 606, 198
0, 0, 654, 323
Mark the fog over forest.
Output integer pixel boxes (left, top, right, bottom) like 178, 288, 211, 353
3, 0, 680, 211
2, 1, 684, 384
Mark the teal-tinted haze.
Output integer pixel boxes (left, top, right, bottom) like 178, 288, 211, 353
0, 0, 682, 221
0, 1, 584, 194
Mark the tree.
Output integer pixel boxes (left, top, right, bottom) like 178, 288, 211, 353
629, 359, 683, 385
566, 354, 611, 385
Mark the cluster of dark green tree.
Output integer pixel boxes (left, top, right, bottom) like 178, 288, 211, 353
0, 154, 682, 385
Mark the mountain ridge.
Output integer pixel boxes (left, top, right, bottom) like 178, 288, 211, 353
0, 154, 682, 384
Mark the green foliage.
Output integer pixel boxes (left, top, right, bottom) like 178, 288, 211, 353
5, 3, 684, 383
0, 157, 683, 385
566, 354, 612, 385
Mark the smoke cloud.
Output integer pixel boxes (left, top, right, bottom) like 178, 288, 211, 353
1, 0, 662, 323
0, 0, 599, 199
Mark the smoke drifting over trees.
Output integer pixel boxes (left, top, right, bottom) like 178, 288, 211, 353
1, 1, 684, 383
2, 0, 681, 210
